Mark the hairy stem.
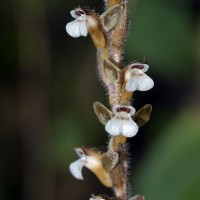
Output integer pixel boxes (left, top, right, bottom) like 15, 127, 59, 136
96, 1, 130, 199
109, 136, 128, 200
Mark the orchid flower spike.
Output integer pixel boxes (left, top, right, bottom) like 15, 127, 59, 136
69, 147, 113, 187
125, 63, 154, 92
66, 8, 88, 38
105, 105, 138, 137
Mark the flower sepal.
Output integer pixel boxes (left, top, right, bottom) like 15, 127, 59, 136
93, 101, 113, 125
133, 104, 152, 127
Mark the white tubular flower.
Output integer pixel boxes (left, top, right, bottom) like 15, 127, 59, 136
69, 147, 113, 187
66, 8, 106, 48
70, 147, 109, 183
69, 148, 100, 180
66, 8, 88, 38
125, 63, 154, 92
105, 105, 138, 138
89, 195, 106, 200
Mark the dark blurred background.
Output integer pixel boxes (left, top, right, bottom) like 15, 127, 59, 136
0, 0, 200, 200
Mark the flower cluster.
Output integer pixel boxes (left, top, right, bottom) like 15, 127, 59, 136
66, 2, 154, 200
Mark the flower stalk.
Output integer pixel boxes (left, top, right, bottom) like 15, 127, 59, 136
66, 0, 154, 199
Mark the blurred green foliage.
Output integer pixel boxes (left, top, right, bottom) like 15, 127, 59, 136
125, 0, 196, 79
134, 108, 200, 200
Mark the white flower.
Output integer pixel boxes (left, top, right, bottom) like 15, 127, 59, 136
66, 8, 88, 38
125, 63, 154, 92
89, 195, 106, 200
69, 148, 101, 180
69, 148, 86, 180
69, 147, 113, 187
105, 105, 138, 137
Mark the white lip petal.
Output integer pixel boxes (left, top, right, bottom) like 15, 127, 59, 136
121, 118, 138, 137
69, 158, 85, 180
125, 76, 138, 92
105, 105, 139, 137
66, 20, 87, 38
66, 20, 80, 38
105, 117, 122, 136
79, 21, 88, 37
137, 74, 154, 91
